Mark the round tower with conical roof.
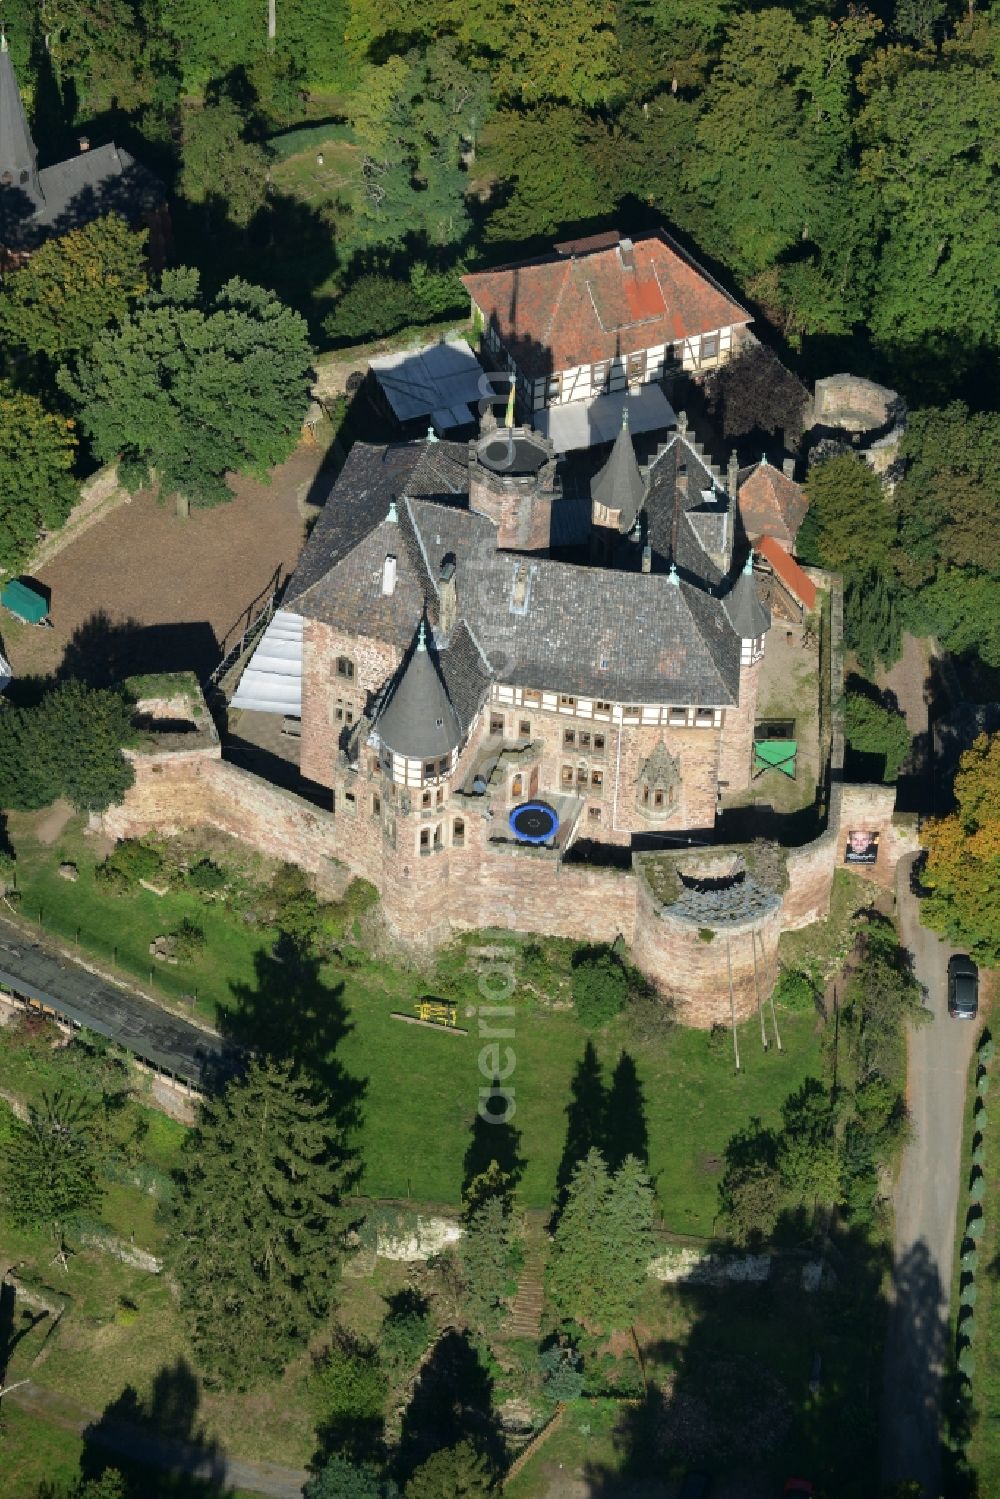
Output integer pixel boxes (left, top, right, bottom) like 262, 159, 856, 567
468, 410, 559, 553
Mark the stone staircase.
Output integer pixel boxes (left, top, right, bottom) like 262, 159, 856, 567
507, 1229, 548, 1340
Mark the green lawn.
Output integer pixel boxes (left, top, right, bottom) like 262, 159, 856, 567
5, 813, 830, 1233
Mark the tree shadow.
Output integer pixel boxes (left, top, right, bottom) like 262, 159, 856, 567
581, 1220, 916, 1496
552, 1042, 651, 1219
218, 934, 365, 1138
79, 1356, 229, 1494
395, 1328, 504, 1486
56, 610, 221, 687
462, 1076, 526, 1202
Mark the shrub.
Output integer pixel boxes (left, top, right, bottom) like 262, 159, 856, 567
170, 918, 206, 962
967, 1213, 985, 1239
698, 927, 715, 944
187, 858, 226, 895
962, 1249, 979, 1273
323, 275, 424, 343
963, 1314, 977, 1342
972, 1144, 985, 1168
978, 1072, 990, 1097
979, 1037, 995, 1064
380, 1290, 432, 1379
970, 1175, 986, 1201
961, 1281, 979, 1308
773, 967, 818, 1013
570, 946, 627, 1027
958, 1346, 976, 1378
305, 1455, 399, 1498
310, 1333, 387, 1463
539, 1342, 584, 1403
96, 838, 164, 893
115, 1296, 139, 1326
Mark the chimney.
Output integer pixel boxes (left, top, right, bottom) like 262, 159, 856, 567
619, 236, 635, 271
78, 135, 90, 153
727, 450, 739, 497
783, 457, 796, 480
438, 555, 457, 638
641, 544, 652, 574
381, 554, 397, 596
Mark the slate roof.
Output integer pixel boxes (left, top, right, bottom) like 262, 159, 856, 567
591, 410, 646, 533
287, 430, 748, 710
1, 41, 164, 250
737, 460, 808, 546
723, 555, 771, 640
643, 432, 731, 583
375, 625, 463, 760
463, 230, 751, 378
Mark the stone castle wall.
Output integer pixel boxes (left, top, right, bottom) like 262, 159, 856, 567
104, 730, 916, 1027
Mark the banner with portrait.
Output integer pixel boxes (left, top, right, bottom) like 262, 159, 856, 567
845, 830, 879, 864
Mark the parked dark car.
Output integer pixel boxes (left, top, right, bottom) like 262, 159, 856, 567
948, 954, 979, 1019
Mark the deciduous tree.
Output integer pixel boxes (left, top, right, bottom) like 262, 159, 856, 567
799, 454, 894, 572
3, 1092, 103, 1260
845, 691, 912, 781
0, 215, 147, 364
59, 270, 313, 508
179, 99, 270, 228
921, 733, 1000, 966
0, 383, 77, 570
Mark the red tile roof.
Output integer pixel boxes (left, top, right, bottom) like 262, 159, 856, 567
758, 535, 817, 611
463, 231, 751, 378
738, 460, 808, 547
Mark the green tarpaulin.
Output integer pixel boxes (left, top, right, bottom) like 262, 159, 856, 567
1, 579, 48, 624
753, 739, 798, 777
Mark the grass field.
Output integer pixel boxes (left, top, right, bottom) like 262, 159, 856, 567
5, 811, 832, 1231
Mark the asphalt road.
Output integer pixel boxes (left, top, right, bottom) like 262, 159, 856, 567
0, 913, 231, 1088
880, 853, 978, 1496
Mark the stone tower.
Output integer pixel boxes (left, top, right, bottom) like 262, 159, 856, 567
467, 411, 558, 553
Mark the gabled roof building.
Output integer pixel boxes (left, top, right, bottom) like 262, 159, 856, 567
462, 229, 751, 452
0, 34, 166, 261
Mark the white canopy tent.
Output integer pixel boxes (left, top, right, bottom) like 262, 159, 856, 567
230, 610, 303, 716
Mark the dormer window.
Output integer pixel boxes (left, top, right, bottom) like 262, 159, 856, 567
637, 741, 681, 821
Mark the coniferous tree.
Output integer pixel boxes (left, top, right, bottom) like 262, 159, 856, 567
459, 1193, 519, 1333
3, 1092, 103, 1262
170, 1059, 359, 1388
0, 681, 135, 813
403, 1441, 496, 1499
547, 1149, 655, 1331
305, 1456, 399, 1499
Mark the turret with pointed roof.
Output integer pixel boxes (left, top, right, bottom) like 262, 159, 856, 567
591, 406, 646, 535
375, 621, 463, 762
724, 551, 771, 641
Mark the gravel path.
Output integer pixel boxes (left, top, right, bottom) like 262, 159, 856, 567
3, 443, 327, 685
880, 853, 977, 1495
9, 1382, 307, 1498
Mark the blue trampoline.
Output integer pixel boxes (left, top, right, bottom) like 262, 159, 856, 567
509, 801, 560, 844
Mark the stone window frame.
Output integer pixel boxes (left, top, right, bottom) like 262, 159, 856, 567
519, 719, 531, 738
560, 763, 575, 788
563, 728, 576, 747
595, 700, 612, 717
593, 732, 606, 754
372, 791, 381, 817
336, 655, 355, 681
591, 768, 604, 792
452, 816, 466, 847
490, 713, 505, 736
559, 694, 577, 711
587, 804, 602, 822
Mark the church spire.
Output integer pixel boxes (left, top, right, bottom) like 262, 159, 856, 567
0, 30, 43, 216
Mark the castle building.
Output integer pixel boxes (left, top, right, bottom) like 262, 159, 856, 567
235, 398, 777, 935
0, 33, 166, 265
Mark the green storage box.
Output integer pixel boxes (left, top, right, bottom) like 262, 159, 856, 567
1, 579, 49, 624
